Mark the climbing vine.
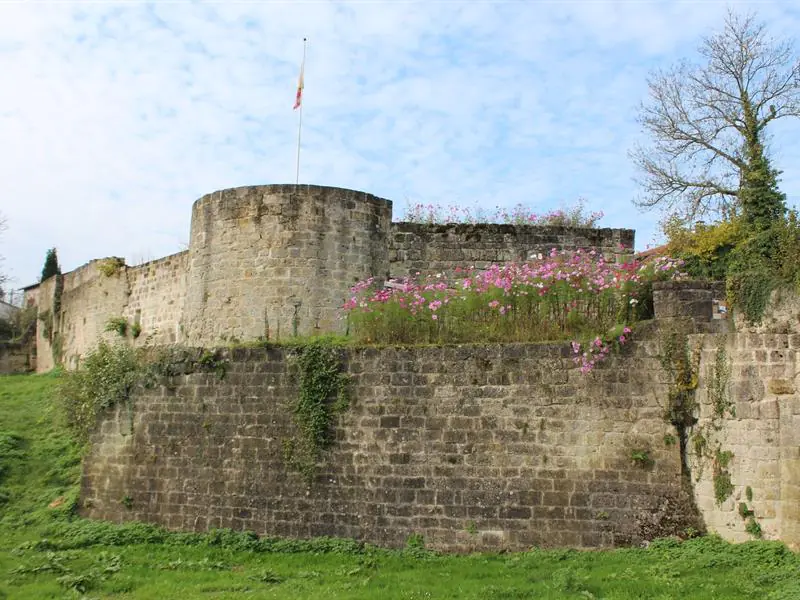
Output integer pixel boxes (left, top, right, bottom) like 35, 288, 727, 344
708, 343, 734, 420
712, 449, 734, 505
659, 328, 700, 476
283, 340, 350, 483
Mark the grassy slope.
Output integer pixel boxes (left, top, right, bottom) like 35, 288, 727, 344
1, 373, 799, 599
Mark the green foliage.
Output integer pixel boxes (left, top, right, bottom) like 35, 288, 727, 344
0, 317, 14, 341
0, 431, 25, 489
105, 316, 129, 338
405, 533, 425, 550
713, 450, 735, 505
630, 449, 654, 468
745, 517, 763, 539
58, 340, 141, 445
725, 210, 800, 324
130, 321, 142, 339
196, 348, 227, 380
40, 248, 61, 282
57, 342, 231, 446
284, 340, 350, 482
38, 309, 53, 341
746, 486, 753, 502
98, 257, 126, 277
661, 217, 743, 280
709, 344, 734, 420
738, 502, 754, 519
738, 129, 787, 232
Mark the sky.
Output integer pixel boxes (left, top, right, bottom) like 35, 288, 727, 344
1, 0, 800, 294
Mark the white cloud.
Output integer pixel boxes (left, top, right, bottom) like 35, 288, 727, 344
0, 0, 799, 289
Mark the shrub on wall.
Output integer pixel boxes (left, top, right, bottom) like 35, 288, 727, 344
58, 341, 142, 445
661, 216, 742, 281
663, 209, 800, 324
58, 342, 229, 445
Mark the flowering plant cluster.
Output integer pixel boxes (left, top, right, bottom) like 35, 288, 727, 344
401, 198, 604, 229
343, 252, 686, 373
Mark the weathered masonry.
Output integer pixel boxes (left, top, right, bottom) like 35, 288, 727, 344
79, 281, 800, 551
25, 184, 634, 372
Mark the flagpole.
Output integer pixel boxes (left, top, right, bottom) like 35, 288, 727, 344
295, 37, 307, 186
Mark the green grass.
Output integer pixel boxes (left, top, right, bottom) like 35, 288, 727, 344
2, 373, 800, 599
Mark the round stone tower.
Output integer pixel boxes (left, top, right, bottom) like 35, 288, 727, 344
181, 184, 392, 344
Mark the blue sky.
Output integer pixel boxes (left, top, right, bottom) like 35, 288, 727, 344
1, 0, 800, 292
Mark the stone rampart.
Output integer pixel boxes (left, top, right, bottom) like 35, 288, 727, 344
0, 341, 33, 374
125, 251, 188, 346
389, 223, 634, 276
690, 331, 800, 549
182, 185, 391, 343
80, 338, 700, 552
27, 185, 638, 371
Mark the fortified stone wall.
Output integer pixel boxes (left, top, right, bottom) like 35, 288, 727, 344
181, 185, 391, 344
77, 281, 800, 551
35, 253, 188, 371
57, 260, 131, 370
0, 341, 33, 374
80, 336, 701, 552
389, 223, 634, 277
690, 331, 800, 548
124, 251, 188, 346
30, 185, 636, 372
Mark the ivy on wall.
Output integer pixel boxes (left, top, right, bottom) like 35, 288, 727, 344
282, 339, 350, 483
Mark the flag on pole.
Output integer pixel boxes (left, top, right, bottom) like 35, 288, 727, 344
293, 53, 305, 110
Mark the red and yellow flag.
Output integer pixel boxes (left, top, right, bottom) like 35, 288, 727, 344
293, 54, 305, 110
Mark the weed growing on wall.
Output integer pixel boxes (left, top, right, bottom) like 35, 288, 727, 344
104, 316, 129, 338
58, 342, 229, 445
713, 450, 735, 505
58, 341, 142, 445
657, 328, 702, 484
98, 258, 126, 278
283, 339, 350, 482
345, 251, 684, 372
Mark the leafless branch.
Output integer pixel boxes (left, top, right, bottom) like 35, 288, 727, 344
632, 8, 800, 221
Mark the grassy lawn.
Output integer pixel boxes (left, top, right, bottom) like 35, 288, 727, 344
2, 372, 799, 599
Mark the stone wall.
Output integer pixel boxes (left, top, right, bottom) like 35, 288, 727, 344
653, 281, 729, 333
36, 253, 188, 371
57, 260, 131, 370
690, 331, 800, 549
125, 252, 188, 346
181, 185, 392, 344
80, 338, 701, 552
389, 223, 634, 276
0, 341, 33, 374
29, 185, 640, 371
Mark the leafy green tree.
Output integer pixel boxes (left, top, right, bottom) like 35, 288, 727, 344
41, 247, 61, 282
631, 9, 799, 224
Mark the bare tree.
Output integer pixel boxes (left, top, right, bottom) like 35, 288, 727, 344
630, 9, 800, 223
